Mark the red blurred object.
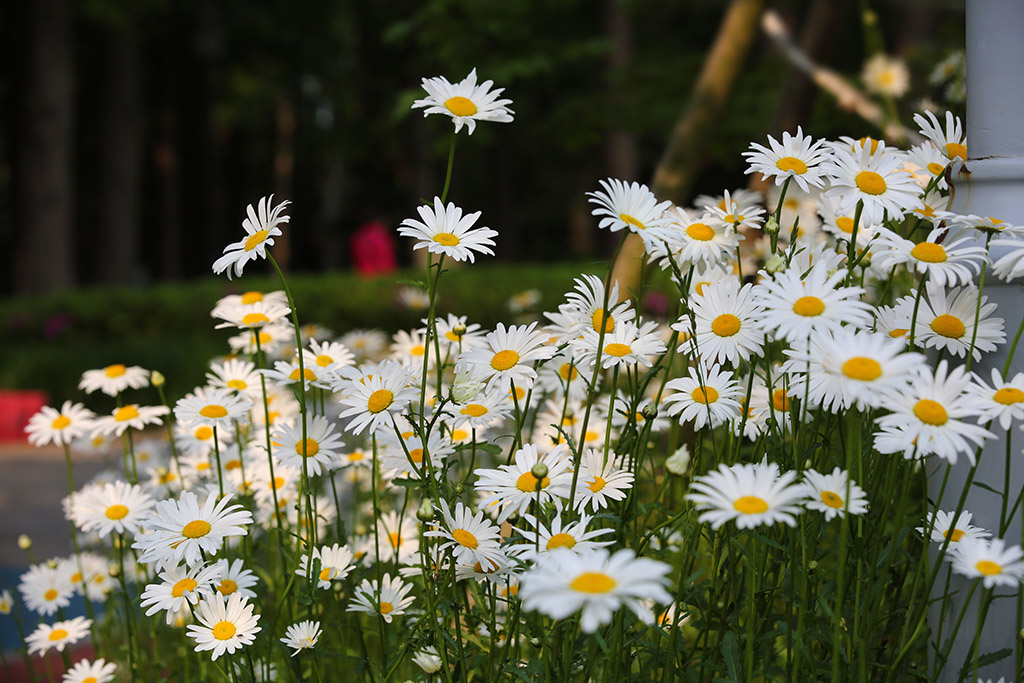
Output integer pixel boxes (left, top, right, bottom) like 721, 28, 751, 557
350, 220, 397, 275
0, 390, 49, 442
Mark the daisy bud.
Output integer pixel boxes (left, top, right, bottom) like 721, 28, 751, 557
47, 559, 59, 569
108, 564, 121, 578
665, 445, 691, 476
452, 323, 467, 337
764, 254, 787, 274
453, 482, 465, 496
417, 500, 435, 523
150, 370, 166, 387
17, 534, 32, 550
642, 403, 659, 421
763, 215, 780, 235
412, 647, 443, 674
530, 463, 549, 482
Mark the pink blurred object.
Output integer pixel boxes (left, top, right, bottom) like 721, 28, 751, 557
0, 389, 49, 442
350, 220, 397, 275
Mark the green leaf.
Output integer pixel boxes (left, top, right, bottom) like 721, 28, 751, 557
721, 631, 741, 682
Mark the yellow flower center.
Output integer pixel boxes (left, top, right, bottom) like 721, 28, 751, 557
691, 386, 719, 404
182, 520, 212, 538
820, 491, 844, 509
776, 156, 808, 174
218, 579, 237, 595
945, 528, 966, 542
433, 232, 460, 247
604, 343, 632, 357
792, 296, 825, 317
889, 328, 909, 338
547, 533, 577, 550
240, 291, 263, 304
409, 448, 424, 464
855, 170, 887, 195
835, 216, 855, 234
114, 405, 139, 422
910, 242, 947, 263
200, 405, 228, 419
289, 368, 317, 382
213, 621, 237, 640
367, 389, 393, 413
491, 350, 520, 371
722, 213, 744, 224
931, 314, 965, 339
319, 567, 334, 581
913, 399, 948, 426
83, 678, 98, 683
711, 313, 741, 337
516, 471, 550, 492
461, 404, 488, 418
226, 379, 248, 391
379, 601, 394, 615
619, 213, 646, 231
772, 389, 790, 412
588, 475, 607, 493
445, 96, 477, 117
244, 230, 270, 251
694, 281, 710, 296
171, 578, 197, 598
44, 589, 58, 601
570, 572, 617, 594
105, 364, 127, 378
559, 363, 579, 381
241, 312, 269, 326
945, 142, 968, 161
733, 495, 769, 514
296, 439, 320, 457
452, 429, 468, 440
975, 560, 1002, 576
47, 414, 72, 431
841, 357, 882, 381
452, 528, 478, 549
591, 308, 615, 333
48, 628, 68, 641
856, 137, 880, 154
927, 162, 946, 176
994, 387, 1024, 405
106, 504, 129, 520
686, 223, 715, 241
314, 354, 333, 367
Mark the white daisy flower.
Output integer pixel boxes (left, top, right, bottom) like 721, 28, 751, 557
742, 126, 830, 192
663, 362, 742, 430
348, 575, 416, 624
913, 282, 1005, 361
474, 443, 573, 523
379, 429, 454, 480
512, 511, 615, 560
280, 620, 321, 656
412, 647, 443, 674
174, 387, 252, 431
213, 300, 291, 330
551, 273, 636, 342
25, 401, 95, 447
990, 237, 1024, 282
572, 319, 667, 370
411, 68, 514, 135
874, 297, 914, 340
227, 323, 291, 357
140, 562, 223, 625
687, 262, 738, 299
296, 543, 355, 589
434, 313, 486, 354
706, 189, 767, 233
25, 616, 91, 656
800, 468, 869, 521
79, 364, 150, 396
862, 53, 910, 98
655, 206, 740, 270
573, 449, 634, 512
210, 289, 287, 318
753, 261, 873, 342
206, 358, 262, 399
937, 211, 1024, 240
132, 490, 253, 570
917, 510, 990, 546
70, 480, 154, 538
913, 110, 967, 163
372, 511, 420, 565
694, 188, 763, 213
677, 279, 764, 367
0, 589, 13, 614
91, 404, 170, 438
951, 537, 1024, 589
871, 227, 987, 288
19, 561, 75, 616
337, 360, 418, 436
186, 592, 261, 660
271, 414, 345, 477
61, 658, 117, 683
389, 328, 431, 371
398, 197, 498, 262
906, 143, 951, 189
424, 499, 505, 569
519, 548, 672, 633
211, 558, 258, 599
874, 360, 993, 465
340, 328, 389, 362
586, 178, 674, 250
261, 359, 324, 391
450, 387, 512, 432
963, 369, 1024, 430
822, 139, 922, 225
212, 195, 290, 280
462, 322, 556, 392
688, 460, 805, 529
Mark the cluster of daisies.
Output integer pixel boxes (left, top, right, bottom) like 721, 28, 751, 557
4, 65, 1024, 681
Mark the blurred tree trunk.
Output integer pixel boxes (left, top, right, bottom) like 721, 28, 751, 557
602, 0, 637, 257
98, 27, 143, 284
15, 0, 75, 293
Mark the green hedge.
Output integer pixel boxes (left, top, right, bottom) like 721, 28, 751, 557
0, 263, 601, 406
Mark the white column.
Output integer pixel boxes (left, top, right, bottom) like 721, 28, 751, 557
930, 1, 1024, 680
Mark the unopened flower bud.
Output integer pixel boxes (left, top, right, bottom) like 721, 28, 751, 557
764, 254, 786, 274
763, 216, 780, 235
529, 637, 542, 648
417, 500, 435, 523
665, 445, 691, 476
453, 482, 465, 496
530, 463, 549, 481
642, 403, 658, 421
17, 535, 32, 550
452, 323, 467, 338
46, 559, 59, 569
108, 564, 121, 578
412, 648, 443, 674
150, 370, 166, 387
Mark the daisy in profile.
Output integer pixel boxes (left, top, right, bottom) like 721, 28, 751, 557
572, 319, 666, 370
91, 404, 170, 438
19, 561, 75, 616
281, 620, 321, 656
573, 449, 634, 512
519, 548, 672, 633
25, 616, 92, 656
79, 364, 150, 396
451, 388, 511, 433
990, 237, 1024, 282
296, 543, 355, 589
412, 68, 514, 135
398, 197, 498, 263
781, 328, 926, 413
262, 359, 322, 391
678, 279, 764, 366
140, 562, 223, 624
558, 273, 636, 340
228, 323, 290, 357
462, 322, 556, 392
800, 468, 869, 521
271, 414, 345, 476
687, 461, 805, 529
306, 339, 355, 375
951, 537, 1024, 589
186, 592, 261, 660
211, 558, 258, 599
872, 227, 986, 288
0, 589, 12, 614
71, 480, 154, 538
474, 443, 573, 522
61, 658, 117, 683
657, 206, 739, 269
337, 360, 418, 435
874, 297, 914, 340
938, 212, 1024, 240
211, 289, 287, 317
348, 574, 415, 623
586, 178, 674, 250
918, 510, 990, 546
906, 143, 951, 189
213, 300, 291, 330
663, 362, 742, 429
207, 358, 262, 399
706, 189, 766, 232
913, 283, 1004, 361
133, 490, 253, 570
341, 328, 389, 362
742, 127, 830, 192
822, 139, 921, 225
753, 262, 872, 342
174, 387, 252, 431
913, 110, 967, 163
212, 195, 290, 280
25, 401, 95, 447
874, 360, 992, 465
963, 369, 1024, 429
174, 421, 226, 458
512, 512, 615, 560
862, 53, 910, 98
424, 500, 506, 568
390, 329, 430, 371
412, 647, 443, 675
